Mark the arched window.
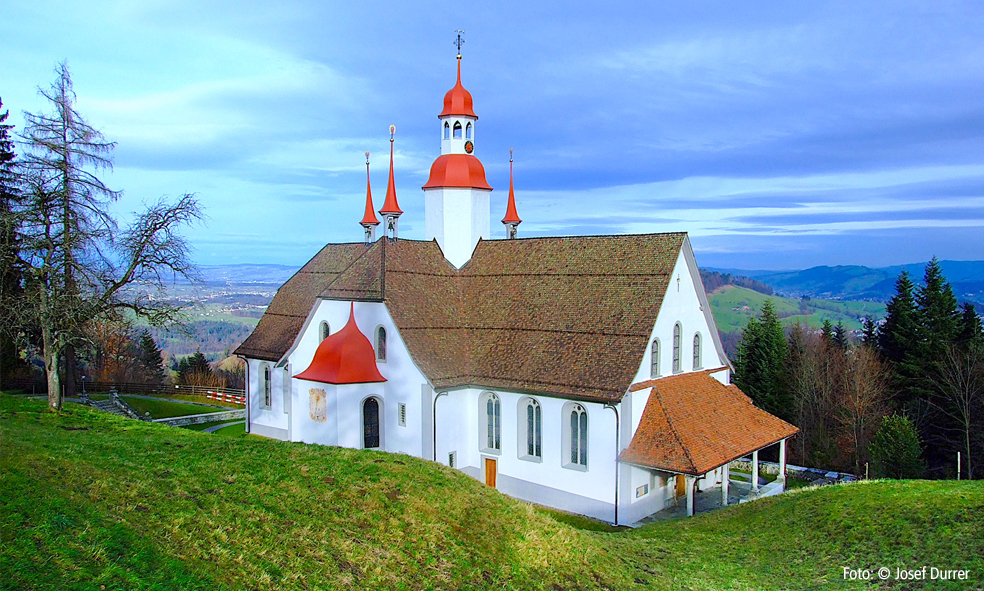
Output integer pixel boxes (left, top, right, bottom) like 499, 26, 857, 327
453, 121, 462, 139
693, 333, 702, 370
672, 323, 682, 373
320, 321, 330, 341
363, 397, 380, 449
650, 339, 660, 378
465, 122, 472, 139
376, 326, 386, 361
262, 365, 272, 408
524, 398, 541, 459
481, 392, 501, 452
443, 121, 450, 139
569, 404, 587, 468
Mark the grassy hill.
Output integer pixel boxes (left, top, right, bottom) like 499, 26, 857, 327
2, 394, 982, 590
708, 285, 887, 334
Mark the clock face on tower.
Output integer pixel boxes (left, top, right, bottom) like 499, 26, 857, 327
464, 140, 474, 154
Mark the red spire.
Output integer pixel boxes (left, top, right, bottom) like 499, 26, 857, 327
360, 152, 380, 227
379, 126, 403, 215
294, 303, 386, 385
439, 56, 477, 118
502, 149, 522, 224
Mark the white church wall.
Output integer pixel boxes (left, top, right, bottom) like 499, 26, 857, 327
291, 380, 338, 446
620, 465, 665, 525
246, 357, 288, 440
423, 187, 491, 268
627, 244, 729, 437
270, 299, 430, 456
436, 387, 620, 521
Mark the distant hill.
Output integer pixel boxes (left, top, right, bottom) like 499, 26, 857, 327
699, 269, 773, 295
708, 260, 984, 308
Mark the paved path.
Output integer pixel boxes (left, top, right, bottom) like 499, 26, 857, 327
203, 420, 245, 433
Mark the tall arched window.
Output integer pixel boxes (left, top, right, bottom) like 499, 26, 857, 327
672, 323, 682, 373
526, 399, 541, 458
481, 392, 501, 452
569, 404, 587, 467
363, 397, 380, 449
650, 339, 660, 378
444, 121, 450, 139
693, 333, 702, 370
262, 365, 272, 408
453, 121, 462, 138
465, 122, 472, 139
320, 321, 330, 341
376, 326, 386, 361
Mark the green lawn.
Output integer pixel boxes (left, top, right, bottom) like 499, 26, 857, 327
2, 394, 981, 590
211, 422, 245, 437
119, 396, 226, 420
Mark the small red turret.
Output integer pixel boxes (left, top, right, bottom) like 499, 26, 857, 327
360, 152, 380, 243
378, 126, 402, 239
502, 149, 522, 239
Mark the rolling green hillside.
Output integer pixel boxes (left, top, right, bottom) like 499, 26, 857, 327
2, 394, 981, 590
708, 285, 887, 333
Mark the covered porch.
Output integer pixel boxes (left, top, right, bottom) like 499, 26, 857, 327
619, 371, 799, 521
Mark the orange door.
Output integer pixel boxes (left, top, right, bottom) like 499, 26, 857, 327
676, 474, 686, 497
485, 458, 497, 488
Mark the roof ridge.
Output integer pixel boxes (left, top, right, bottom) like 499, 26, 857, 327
650, 386, 699, 474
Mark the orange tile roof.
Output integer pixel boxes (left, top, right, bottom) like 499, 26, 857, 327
619, 371, 798, 475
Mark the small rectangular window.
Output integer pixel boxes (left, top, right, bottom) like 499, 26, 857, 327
636, 483, 650, 498
448, 451, 456, 468
398, 403, 406, 426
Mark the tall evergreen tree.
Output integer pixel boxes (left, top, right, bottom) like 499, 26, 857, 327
0, 97, 24, 388
832, 321, 849, 349
915, 257, 960, 355
878, 271, 922, 404
860, 315, 878, 348
869, 414, 926, 479
735, 300, 792, 421
820, 319, 834, 343
956, 303, 983, 351
136, 329, 165, 384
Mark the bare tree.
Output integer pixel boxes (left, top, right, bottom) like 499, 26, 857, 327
931, 345, 984, 479
13, 63, 202, 410
835, 346, 890, 474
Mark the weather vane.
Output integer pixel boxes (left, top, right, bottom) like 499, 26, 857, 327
454, 29, 465, 58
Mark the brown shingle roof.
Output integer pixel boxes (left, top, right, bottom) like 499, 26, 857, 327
235, 233, 686, 402
619, 371, 799, 475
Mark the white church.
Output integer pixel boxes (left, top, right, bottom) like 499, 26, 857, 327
235, 52, 797, 525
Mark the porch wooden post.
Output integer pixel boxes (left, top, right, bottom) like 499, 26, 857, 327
685, 475, 696, 517
778, 439, 787, 491
751, 450, 760, 493
721, 464, 729, 506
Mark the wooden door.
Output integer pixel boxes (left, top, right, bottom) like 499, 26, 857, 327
484, 458, 497, 488
675, 474, 686, 497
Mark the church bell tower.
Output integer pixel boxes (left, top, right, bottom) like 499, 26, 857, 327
422, 36, 493, 268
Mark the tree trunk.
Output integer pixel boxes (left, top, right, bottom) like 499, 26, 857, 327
42, 324, 62, 411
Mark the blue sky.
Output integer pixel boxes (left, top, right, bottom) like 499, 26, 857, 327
2, 0, 983, 269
